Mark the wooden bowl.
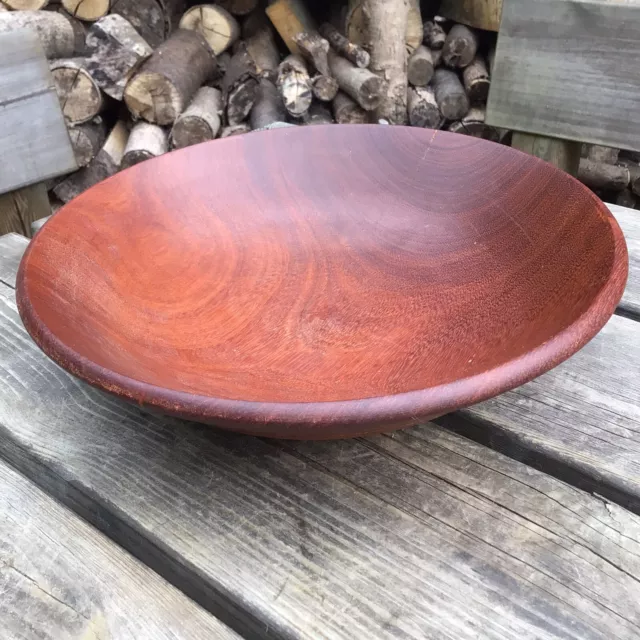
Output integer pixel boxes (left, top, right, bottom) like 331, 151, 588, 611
17, 125, 627, 439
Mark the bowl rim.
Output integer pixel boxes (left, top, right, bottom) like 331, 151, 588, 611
15, 128, 629, 436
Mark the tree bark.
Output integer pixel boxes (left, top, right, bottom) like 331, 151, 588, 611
303, 101, 333, 125
121, 121, 167, 169
170, 86, 222, 148
462, 55, 489, 104
578, 160, 630, 192
328, 50, 384, 111
432, 68, 468, 120
332, 91, 368, 124
364, 0, 409, 124
318, 22, 369, 68
0, 10, 84, 58
249, 78, 286, 130
179, 4, 239, 55
68, 117, 107, 167
220, 123, 251, 137
408, 86, 441, 128
124, 29, 216, 125
407, 45, 434, 87
277, 54, 313, 117
448, 106, 500, 142
423, 20, 445, 49
442, 24, 478, 68
223, 43, 259, 125
217, 0, 257, 16
84, 14, 153, 100
110, 0, 167, 48
293, 30, 331, 76
243, 9, 279, 80
51, 58, 104, 124
54, 120, 129, 202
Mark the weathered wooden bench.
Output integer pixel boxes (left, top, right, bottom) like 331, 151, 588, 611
0, 202, 639, 638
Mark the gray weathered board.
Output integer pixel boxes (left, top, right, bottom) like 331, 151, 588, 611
2, 236, 640, 638
0, 232, 28, 288
0, 456, 239, 639
610, 203, 640, 321
486, 0, 640, 150
0, 30, 76, 194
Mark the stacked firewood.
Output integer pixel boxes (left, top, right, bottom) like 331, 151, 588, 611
0, 0, 637, 209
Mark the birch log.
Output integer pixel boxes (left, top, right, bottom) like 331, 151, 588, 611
121, 122, 167, 169
170, 86, 222, 148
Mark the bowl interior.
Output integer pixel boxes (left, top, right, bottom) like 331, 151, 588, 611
19, 126, 624, 405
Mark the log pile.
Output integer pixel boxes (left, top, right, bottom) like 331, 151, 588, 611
0, 0, 637, 209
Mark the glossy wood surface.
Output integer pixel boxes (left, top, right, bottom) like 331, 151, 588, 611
16, 125, 628, 438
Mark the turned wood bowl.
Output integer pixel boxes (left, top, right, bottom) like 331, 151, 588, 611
17, 125, 627, 439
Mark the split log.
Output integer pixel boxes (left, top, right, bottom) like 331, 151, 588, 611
365, 0, 409, 124
217, 0, 257, 16
408, 86, 441, 128
3, 0, 48, 9
109, 0, 168, 48
448, 106, 500, 142
220, 123, 251, 137
121, 122, 167, 169
311, 75, 339, 102
587, 145, 620, 165
332, 91, 367, 124
243, 10, 279, 80
51, 58, 104, 124
249, 79, 286, 130
328, 50, 384, 111
423, 20, 445, 49
303, 102, 333, 125
223, 44, 259, 125
62, 0, 109, 22
179, 4, 239, 55
432, 68, 469, 120
293, 31, 331, 76
277, 54, 313, 117
578, 159, 630, 192
442, 24, 478, 68
170, 86, 221, 148
54, 120, 128, 202
124, 29, 216, 125
407, 45, 434, 87
84, 14, 153, 100
346, 0, 422, 54
0, 10, 84, 58
462, 55, 490, 104
265, 0, 315, 55
616, 189, 636, 209
318, 22, 369, 69
68, 117, 106, 166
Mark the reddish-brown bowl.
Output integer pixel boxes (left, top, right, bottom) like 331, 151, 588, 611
17, 125, 627, 439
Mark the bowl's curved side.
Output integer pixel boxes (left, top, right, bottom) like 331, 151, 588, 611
16, 193, 627, 439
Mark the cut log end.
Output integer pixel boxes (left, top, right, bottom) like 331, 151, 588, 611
124, 71, 182, 125
408, 87, 441, 129
68, 118, 107, 167
433, 68, 469, 121
220, 123, 251, 137
51, 60, 103, 125
170, 86, 222, 149
407, 46, 434, 87
3, 0, 49, 9
62, 0, 110, 22
180, 4, 240, 55
311, 75, 339, 102
442, 24, 478, 69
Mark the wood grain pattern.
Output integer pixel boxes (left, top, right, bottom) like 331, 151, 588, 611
486, 0, 640, 150
3, 273, 640, 637
0, 233, 29, 288
0, 457, 239, 639
0, 31, 76, 194
609, 204, 640, 320
439, 0, 503, 31
16, 126, 627, 438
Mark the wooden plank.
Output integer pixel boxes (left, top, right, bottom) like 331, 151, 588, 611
1, 280, 640, 637
0, 456, 240, 639
486, 0, 640, 150
0, 232, 28, 288
0, 31, 76, 194
439, 0, 503, 32
0, 182, 51, 237
608, 203, 640, 320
